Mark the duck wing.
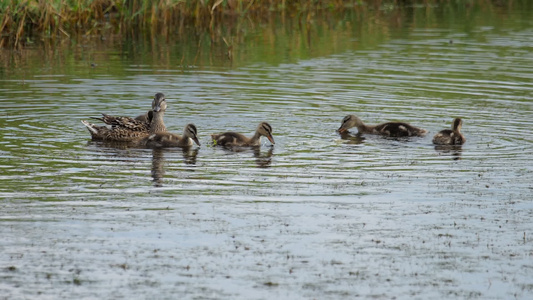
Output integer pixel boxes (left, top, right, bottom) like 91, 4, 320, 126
92, 114, 150, 131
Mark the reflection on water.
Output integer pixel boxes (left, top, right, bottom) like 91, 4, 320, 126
1, 2, 533, 299
85, 140, 147, 161
254, 147, 274, 168
339, 132, 366, 144
151, 147, 199, 187
181, 147, 199, 165
211, 144, 275, 168
151, 148, 165, 187
434, 145, 463, 160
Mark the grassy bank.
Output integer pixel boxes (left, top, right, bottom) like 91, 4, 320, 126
0, 0, 528, 48
0, 0, 333, 48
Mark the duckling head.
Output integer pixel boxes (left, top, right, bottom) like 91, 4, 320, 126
257, 122, 275, 144
184, 123, 201, 146
337, 114, 363, 133
452, 118, 463, 132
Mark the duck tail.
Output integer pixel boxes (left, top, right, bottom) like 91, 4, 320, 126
90, 116, 105, 123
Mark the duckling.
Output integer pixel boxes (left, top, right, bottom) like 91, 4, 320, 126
433, 118, 466, 145
145, 124, 201, 148
82, 93, 168, 142
134, 110, 153, 123
337, 114, 427, 137
211, 122, 275, 147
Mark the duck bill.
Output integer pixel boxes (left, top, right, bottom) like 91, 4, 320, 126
153, 105, 161, 112
267, 135, 275, 145
193, 136, 201, 146
337, 127, 347, 133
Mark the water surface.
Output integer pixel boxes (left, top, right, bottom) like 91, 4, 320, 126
1, 2, 532, 299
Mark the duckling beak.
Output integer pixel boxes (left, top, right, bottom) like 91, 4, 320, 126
267, 134, 275, 145
153, 105, 161, 112
193, 136, 201, 146
337, 127, 347, 133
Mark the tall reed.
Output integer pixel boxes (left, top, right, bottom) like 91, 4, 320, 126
0, 0, 526, 48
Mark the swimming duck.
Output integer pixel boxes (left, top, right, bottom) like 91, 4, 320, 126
211, 122, 275, 147
337, 114, 427, 137
145, 124, 201, 148
432, 118, 466, 145
81, 93, 167, 142
134, 110, 153, 123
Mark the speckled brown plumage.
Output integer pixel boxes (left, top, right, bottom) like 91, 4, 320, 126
433, 118, 466, 145
145, 124, 200, 148
91, 114, 150, 131
212, 122, 275, 147
82, 93, 168, 142
337, 114, 427, 137
81, 120, 152, 142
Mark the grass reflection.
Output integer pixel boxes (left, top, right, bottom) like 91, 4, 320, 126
2, 0, 531, 71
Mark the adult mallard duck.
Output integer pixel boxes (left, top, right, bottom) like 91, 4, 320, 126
211, 122, 275, 147
145, 124, 201, 148
337, 114, 427, 137
433, 118, 466, 145
81, 93, 167, 142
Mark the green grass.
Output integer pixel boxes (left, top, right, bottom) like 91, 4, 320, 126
0, 0, 527, 48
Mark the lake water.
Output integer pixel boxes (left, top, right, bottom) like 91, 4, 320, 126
1, 2, 532, 299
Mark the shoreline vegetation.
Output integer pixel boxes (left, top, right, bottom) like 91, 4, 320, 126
0, 0, 527, 49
